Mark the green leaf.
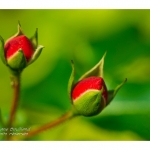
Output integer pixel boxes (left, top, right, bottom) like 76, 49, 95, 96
30, 28, 38, 49
107, 78, 127, 105
0, 36, 7, 65
74, 89, 102, 116
79, 52, 106, 80
28, 45, 44, 65
7, 49, 27, 71
68, 60, 75, 103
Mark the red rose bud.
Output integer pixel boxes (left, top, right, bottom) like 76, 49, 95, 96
71, 76, 108, 116
68, 55, 127, 117
72, 76, 108, 101
5, 35, 34, 62
0, 23, 44, 74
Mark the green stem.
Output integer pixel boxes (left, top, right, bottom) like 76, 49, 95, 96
25, 110, 77, 139
6, 74, 21, 140
0, 109, 5, 127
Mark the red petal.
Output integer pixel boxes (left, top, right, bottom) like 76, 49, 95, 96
4, 35, 34, 62
72, 76, 108, 101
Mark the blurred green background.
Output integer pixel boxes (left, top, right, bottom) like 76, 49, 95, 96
0, 9, 150, 140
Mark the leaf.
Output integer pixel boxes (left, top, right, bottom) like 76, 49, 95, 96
79, 52, 106, 80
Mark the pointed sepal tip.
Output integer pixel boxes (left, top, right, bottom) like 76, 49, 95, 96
107, 78, 127, 105
79, 51, 107, 81
68, 60, 75, 103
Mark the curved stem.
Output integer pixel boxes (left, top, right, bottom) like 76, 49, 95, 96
6, 74, 21, 140
26, 110, 77, 139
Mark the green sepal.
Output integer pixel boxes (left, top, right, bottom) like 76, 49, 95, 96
15, 21, 24, 36
7, 49, 27, 71
79, 52, 106, 81
5, 22, 23, 44
68, 60, 75, 103
30, 28, 38, 49
107, 78, 127, 105
73, 89, 103, 116
0, 36, 7, 65
28, 45, 44, 65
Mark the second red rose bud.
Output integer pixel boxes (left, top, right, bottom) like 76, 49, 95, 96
71, 76, 108, 116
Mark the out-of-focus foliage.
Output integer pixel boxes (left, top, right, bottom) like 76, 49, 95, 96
0, 10, 150, 140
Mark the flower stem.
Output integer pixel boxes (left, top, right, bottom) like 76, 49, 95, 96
26, 110, 77, 139
6, 74, 21, 140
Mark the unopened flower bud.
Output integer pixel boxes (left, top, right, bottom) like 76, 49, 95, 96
71, 76, 108, 116
0, 22, 44, 75
68, 52, 127, 117
5, 35, 34, 62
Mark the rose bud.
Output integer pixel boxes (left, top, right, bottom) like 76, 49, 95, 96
68, 53, 127, 117
71, 76, 108, 116
0, 22, 44, 75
